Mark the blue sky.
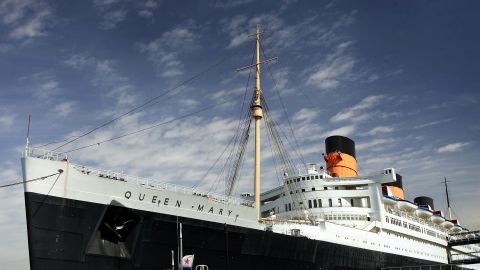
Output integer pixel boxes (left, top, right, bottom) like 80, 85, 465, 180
1, 0, 479, 268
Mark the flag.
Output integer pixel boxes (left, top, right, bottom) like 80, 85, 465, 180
182, 255, 194, 269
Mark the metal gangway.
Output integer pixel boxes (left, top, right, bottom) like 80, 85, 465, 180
449, 231, 480, 246
448, 230, 480, 265
381, 265, 469, 270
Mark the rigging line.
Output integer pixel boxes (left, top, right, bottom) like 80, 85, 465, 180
38, 136, 82, 148
259, 42, 307, 169
264, 99, 313, 218
0, 170, 63, 189
211, 44, 256, 195
51, 47, 247, 152
63, 96, 241, 154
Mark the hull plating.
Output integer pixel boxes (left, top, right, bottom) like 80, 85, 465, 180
25, 192, 444, 270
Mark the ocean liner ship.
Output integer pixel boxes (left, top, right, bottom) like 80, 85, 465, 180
22, 26, 479, 269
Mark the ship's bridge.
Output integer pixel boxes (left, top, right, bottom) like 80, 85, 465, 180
259, 166, 397, 226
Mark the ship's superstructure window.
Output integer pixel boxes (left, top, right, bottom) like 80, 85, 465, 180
338, 199, 342, 206
308, 200, 312, 208
302, 177, 305, 181
328, 199, 332, 207
313, 199, 318, 208
318, 199, 322, 207
301, 189, 305, 192
350, 198, 354, 207
312, 187, 316, 191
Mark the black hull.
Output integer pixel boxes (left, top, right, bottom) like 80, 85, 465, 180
25, 192, 447, 270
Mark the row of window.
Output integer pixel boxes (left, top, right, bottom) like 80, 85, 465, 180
286, 175, 324, 184
284, 198, 358, 212
289, 186, 339, 195
386, 216, 446, 240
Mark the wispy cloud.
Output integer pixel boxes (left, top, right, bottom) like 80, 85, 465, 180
330, 95, 384, 123
64, 53, 137, 106
437, 142, 470, 153
307, 40, 357, 90
413, 118, 452, 129
292, 108, 318, 122
137, 0, 160, 18
356, 138, 394, 151
0, 114, 14, 126
362, 125, 394, 136
212, 0, 254, 8
54, 101, 75, 117
0, 0, 52, 41
137, 22, 200, 78
321, 124, 356, 138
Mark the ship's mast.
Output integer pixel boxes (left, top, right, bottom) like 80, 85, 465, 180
443, 177, 452, 220
251, 24, 263, 219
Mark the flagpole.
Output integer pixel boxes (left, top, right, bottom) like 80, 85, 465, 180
171, 250, 175, 270
178, 223, 183, 270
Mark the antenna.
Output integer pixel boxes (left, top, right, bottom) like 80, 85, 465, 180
443, 177, 452, 220
25, 115, 31, 157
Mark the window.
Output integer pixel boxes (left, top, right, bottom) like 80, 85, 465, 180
301, 189, 305, 192
302, 177, 305, 181
307, 176, 310, 180
285, 204, 288, 212
288, 203, 292, 211
312, 187, 316, 191
315, 176, 319, 179
308, 200, 312, 208
329, 199, 333, 207
313, 199, 318, 208
351, 199, 354, 207
320, 175, 323, 179
318, 199, 322, 208
335, 186, 339, 190
324, 187, 327, 190
338, 199, 342, 207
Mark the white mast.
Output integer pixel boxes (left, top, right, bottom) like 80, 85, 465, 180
251, 24, 263, 220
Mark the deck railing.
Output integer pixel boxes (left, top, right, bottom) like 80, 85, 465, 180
25, 147, 253, 207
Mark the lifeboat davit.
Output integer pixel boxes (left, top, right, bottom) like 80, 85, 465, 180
442, 220, 454, 229
415, 207, 433, 219
397, 200, 417, 212
383, 195, 398, 207
431, 214, 445, 225
451, 224, 463, 233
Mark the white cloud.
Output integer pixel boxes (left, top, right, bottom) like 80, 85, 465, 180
330, 95, 384, 123
413, 118, 452, 129
307, 40, 357, 90
100, 9, 127, 30
0, 0, 52, 40
64, 54, 137, 107
321, 124, 356, 138
0, 114, 14, 126
54, 101, 75, 117
292, 108, 318, 122
356, 138, 393, 151
437, 142, 470, 153
362, 126, 394, 136
221, 14, 284, 49
137, 23, 200, 77
213, 0, 254, 8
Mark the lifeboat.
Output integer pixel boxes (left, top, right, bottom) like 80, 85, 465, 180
415, 206, 433, 219
442, 220, 454, 229
430, 214, 445, 225
383, 195, 398, 207
397, 200, 417, 212
451, 224, 463, 233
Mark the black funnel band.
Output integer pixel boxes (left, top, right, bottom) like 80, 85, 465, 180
325, 136, 356, 158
